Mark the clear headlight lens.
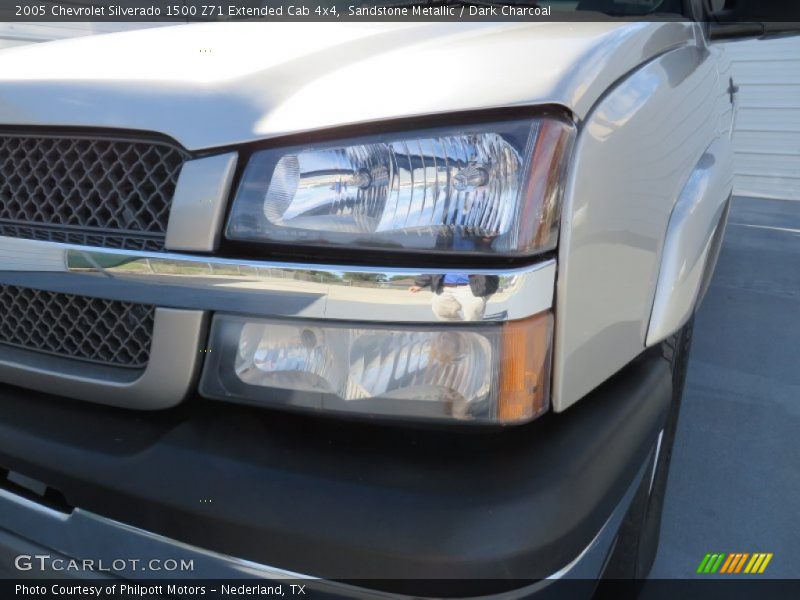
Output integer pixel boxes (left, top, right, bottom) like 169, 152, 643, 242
199, 312, 553, 424
226, 117, 575, 255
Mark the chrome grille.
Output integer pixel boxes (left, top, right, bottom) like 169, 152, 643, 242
0, 285, 155, 369
0, 133, 188, 251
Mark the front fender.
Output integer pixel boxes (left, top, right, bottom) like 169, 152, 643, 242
646, 139, 733, 346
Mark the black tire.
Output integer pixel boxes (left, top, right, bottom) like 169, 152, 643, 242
597, 316, 695, 588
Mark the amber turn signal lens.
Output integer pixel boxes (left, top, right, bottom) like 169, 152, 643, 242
498, 312, 553, 423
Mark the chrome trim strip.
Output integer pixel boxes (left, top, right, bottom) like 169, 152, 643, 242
649, 430, 665, 494
0, 237, 555, 323
0, 308, 208, 410
166, 152, 238, 252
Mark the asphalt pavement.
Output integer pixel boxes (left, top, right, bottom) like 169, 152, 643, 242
648, 196, 800, 578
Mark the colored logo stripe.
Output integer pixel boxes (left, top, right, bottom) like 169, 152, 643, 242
697, 553, 713, 573
720, 553, 736, 573
744, 553, 774, 574
736, 553, 750, 573
698, 552, 773, 575
725, 553, 749, 573
697, 553, 726, 573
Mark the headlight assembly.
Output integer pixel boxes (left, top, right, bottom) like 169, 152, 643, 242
199, 312, 553, 425
226, 116, 575, 256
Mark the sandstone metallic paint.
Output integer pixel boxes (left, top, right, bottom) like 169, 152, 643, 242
0, 21, 694, 150
554, 38, 735, 410
0, 21, 736, 413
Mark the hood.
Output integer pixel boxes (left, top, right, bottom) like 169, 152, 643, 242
0, 21, 696, 150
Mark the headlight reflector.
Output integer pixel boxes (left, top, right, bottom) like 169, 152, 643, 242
199, 312, 553, 424
226, 117, 574, 255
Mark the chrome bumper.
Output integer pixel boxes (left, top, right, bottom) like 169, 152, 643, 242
0, 235, 555, 409
0, 237, 555, 323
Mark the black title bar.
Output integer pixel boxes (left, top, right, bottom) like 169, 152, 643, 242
0, 1, 798, 23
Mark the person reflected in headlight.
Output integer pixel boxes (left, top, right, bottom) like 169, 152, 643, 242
409, 273, 499, 321
407, 235, 499, 322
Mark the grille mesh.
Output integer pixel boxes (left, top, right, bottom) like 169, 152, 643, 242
0, 285, 155, 369
0, 134, 188, 251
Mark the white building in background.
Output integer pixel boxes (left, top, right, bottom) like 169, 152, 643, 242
2, 23, 798, 201
728, 36, 800, 201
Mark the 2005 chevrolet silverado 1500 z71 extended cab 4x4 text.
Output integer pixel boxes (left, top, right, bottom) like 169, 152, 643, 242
0, 0, 797, 597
